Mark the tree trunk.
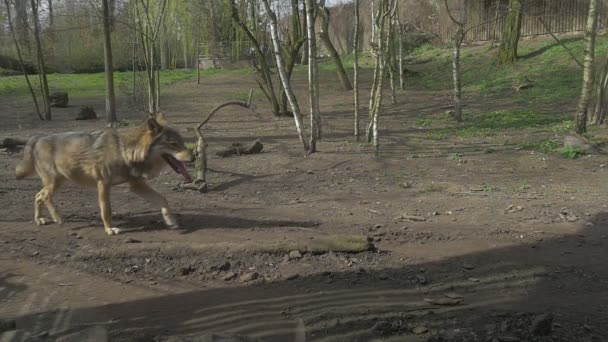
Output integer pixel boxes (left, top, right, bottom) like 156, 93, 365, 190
452, 30, 464, 122
3, 0, 43, 120
591, 60, 608, 125
14, 0, 29, 52
30, 0, 51, 120
353, 0, 361, 140
231, 0, 281, 116
443, 0, 465, 122
319, 6, 352, 91
398, 23, 404, 90
497, 0, 523, 64
48, 0, 54, 28
261, 0, 310, 153
301, 2, 309, 65
102, 0, 117, 125
305, 0, 320, 152
575, 0, 599, 135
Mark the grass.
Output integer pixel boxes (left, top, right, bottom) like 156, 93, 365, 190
408, 35, 608, 108
425, 110, 572, 140
517, 139, 561, 153
559, 146, 584, 159
0, 67, 254, 99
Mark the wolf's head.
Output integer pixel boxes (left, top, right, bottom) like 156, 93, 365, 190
146, 113, 194, 182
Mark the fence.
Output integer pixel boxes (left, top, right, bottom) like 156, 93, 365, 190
438, 0, 608, 43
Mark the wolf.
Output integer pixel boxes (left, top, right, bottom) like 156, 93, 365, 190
15, 114, 194, 236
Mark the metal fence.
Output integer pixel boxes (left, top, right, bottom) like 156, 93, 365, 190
438, 0, 608, 43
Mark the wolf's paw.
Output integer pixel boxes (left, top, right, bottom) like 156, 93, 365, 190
162, 212, 179, 229
105, 227, 122, 235
35, 217, 51, 226
166, 221, 180, 230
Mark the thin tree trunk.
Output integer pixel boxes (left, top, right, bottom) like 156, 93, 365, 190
102, 0, 117, 125
497, 0, 523, 64
261, 0, 310, 152
592, 60, 608, 125
14, 0, 29, 52
305, 0, 320, 152
387, 14, 396, 105
48, 0, 54, 28
452, 32, 464, 122
444, 0, 465, 122
319, 6, 352, 91
370, 0, 375, 45
231, 0, 281, 116
398, 24, 404, 90
30, 0, 51, 120
3, 0, 43, 120
301, 2, 309, 65
575, 0, 599, 134
353, 0, 361, 140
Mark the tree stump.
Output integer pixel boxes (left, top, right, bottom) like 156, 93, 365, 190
49, 92, 69, 108
75, 106, 97, 120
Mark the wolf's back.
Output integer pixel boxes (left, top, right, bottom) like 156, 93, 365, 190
15, 134, 46, 180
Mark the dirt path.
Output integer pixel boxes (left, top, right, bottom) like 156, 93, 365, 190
2, 68, 608, 341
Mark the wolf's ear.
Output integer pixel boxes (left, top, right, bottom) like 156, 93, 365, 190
155, 112, 168, 126
146, 118, 163, 134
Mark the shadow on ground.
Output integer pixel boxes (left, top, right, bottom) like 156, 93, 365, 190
7, 213, 608, 342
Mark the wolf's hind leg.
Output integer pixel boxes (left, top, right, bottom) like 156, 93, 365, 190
34, 178, 64, 225
43, 177, 64, 224
128, 179, 178, 229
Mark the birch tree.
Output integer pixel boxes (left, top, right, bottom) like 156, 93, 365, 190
444, 0, 466, 122
353, 0, 361, 140
101, 0, 117, 125
261, 0, 310, 152
135, 0, 168, 115
305, 0, 320, 151
366, 0, 396, 155
31, 0, 51, 120
575, 0, 599, 134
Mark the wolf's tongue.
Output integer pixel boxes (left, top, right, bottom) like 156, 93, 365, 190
164, 155, 193, 183
174, 160, 193, 183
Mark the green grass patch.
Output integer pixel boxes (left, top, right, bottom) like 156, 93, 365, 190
408, 35, 608, 108
425, 110, 571, 141
559, 146, 584, 159
0, 67, 254, 99
517, 139, 561, 153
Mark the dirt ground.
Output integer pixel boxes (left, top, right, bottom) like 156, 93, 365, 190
1, 65, 608, 342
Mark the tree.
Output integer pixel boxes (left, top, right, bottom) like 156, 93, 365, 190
575, 0, 599, 134
3, 0, 43, 120
353, 0, 361, 140
366, 0, 396, 155
134, 0, 168, 115
31, 0, 51, 120
305, 0, 320, 151
444, 0, 466, 122
231, 0, 282, 117
261, 0, 310, 153
318, 2, 352, 91
101, 0, 117, 125
497, 0, 523, 64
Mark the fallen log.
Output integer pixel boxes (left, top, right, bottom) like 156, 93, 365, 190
216, 139, 263, 158
1, 137, 27, 148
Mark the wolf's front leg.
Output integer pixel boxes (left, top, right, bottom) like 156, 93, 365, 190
128, 179, 178, 229
97, 180, 121, 235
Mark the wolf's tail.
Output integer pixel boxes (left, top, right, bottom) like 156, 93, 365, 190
15, 134, 43, 180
